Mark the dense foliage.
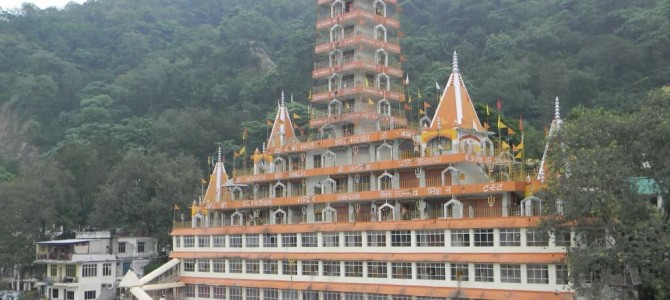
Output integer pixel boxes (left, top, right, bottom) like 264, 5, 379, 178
0, 1, 668, 292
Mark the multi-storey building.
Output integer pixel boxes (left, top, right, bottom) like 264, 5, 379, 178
123, 1, 573, 299
35, 231, 158, 300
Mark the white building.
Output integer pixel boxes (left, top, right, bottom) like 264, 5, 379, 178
35, 231, 158, 300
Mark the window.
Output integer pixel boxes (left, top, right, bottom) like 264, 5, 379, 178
417, 262, 446, 280
450, 263, 469, 281
302, 260, 319, 276
526, 229, 549, 247
82, 264, 97, 277
246, 288, 260, 300
392, 262, 412, 279
345, 261, 363, 277
213, 235, 226, 247
52, 288, 58, 299
391, 230, 411, 247
323, 232, 340, 247
84, 290, 96, 300
264, 234, 278, 247
230, 234, 242, 248
245, 234, 259, 248
416, 230, 445, 247
213, 286, 226, 299
282, 233, 297, 247
367, 231, 386, 247
213, 259, 225, 273
246, 260, 260, 274
301, 233, 318, 247
367, 261, 387, 278
323, 291, 341, 300
66, 291, 74, 300
451, 229, 470, 247
137, 241, 146, 252
199, 259, 210, 272
185, 285, 196, 297
474, 229, 494, 247
263, 260, 278, 274
313, 154, 322, 169
474, 264, 494, 282
369, 294, 387, 300
303, 291, 319, 300
323, 261, 341, 276
527, 264, 549, 284
500, 264, 521, 283
264, 289, 279, 300
66, 265, 76, 277
499, 229, 521, 246
283, 260, 297, 275
50, 265, 58, 277
183, 236, 195, 248
199, 286, 211, 298
198, 236, 210, 248
344, 232, 362, 247
183, 259, 195, 272
230, 287, 242, 300
556, 265, 569, 284
345, 293, 365, 300
118, 242, 126, 253
555, 230, 572, 247
229, 259, 243, 273
175, 236, 181, 248
103, 263, 112, 276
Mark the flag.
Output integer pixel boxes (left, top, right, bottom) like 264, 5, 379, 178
497, 98, 501, 110
408, 94, 412, 104
419, 108, 425, 115
293, 124, 299, 129
515, 152, 522, 159
497, 116, 507, 128
435, 81, 441, 90
368, 98, 374, 105
239, 146, 246, 155
267, 119, 273, 126
513, 141, 524, 152
508, 127, 516, 135
404, 74, 409, 85
365, 77, 370, 87
308, 89, 312, 100
486, 104, 490, 116
233, 151, 240, 158
345, 102, 350, 109
519, 115, 523, 132
502, 141, 510, 150
201, 178, 207, 184
483, 122, 490, 130
424, 101, 432, 109
174, 204, 180, 210
417, 89, 422, 99
293, 112, 300, 119
403, 103, 410, 110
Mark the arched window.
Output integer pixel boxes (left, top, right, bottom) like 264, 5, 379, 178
378, 202, 395, 221
273, 157, 286, 173
377, 98, 391, 116
322, 150, 337, 168
272, 181, 286, 198
376, 141, 393, 161
427, 136, 452, 156
320, 124, 335, 140
376, 73, 390, 91
444, 199, 463, 219
375, 49, 388, 66
331, 0, 345, 17
441, 165, 460, 185
330, 24, 344, 42
377, 171, 393, 190
329, 73, 341, 91
374, 24, 387, 42
231, 211, 244, 226
272, 208, 286, 225
373, 0, 386, 17
328, 99, 342, 116
329, 49, 343, 66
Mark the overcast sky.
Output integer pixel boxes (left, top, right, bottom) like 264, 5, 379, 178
1, 0, 85, 10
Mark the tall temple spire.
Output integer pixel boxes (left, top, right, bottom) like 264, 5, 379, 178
267, 91, 296, 149
538, 96, 563, 183
554, 96, 561, 122
429, 51, 482, 130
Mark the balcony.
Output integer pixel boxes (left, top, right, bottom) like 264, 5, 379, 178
309, 105, 408, 127
36, 252, 73, 261
311, 82, 405, 103
313, 59, 403, 79
315, 34, 401, 54
316, 8, 400, 30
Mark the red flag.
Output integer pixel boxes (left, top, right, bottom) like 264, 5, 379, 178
497, 98, 501, 111
403, 103, 410, 110
519, 115, 523, 132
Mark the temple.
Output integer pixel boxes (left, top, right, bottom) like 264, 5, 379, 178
120, 1, 572, 299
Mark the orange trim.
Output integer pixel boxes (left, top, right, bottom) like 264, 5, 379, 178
315, 10, 401, 30
171, 251, 565, 264
315, 36, 401, 54
179, 277, 574, 300
310, 112, 408, 128
172, 216, 541, 235
265, 128, 416, 155
313, 60, 403, 79
195, 181, 525, 210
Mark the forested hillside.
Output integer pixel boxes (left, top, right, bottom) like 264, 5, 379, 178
0, 0, 669, 268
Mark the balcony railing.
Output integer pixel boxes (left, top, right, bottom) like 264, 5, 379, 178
311, 81, 405, 96
46, 276, 79, 284
36, 253, 73, 261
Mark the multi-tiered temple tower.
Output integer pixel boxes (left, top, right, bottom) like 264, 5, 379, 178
118, 1, 573, 300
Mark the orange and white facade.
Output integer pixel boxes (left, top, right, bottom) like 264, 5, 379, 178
124, 1, 573, 299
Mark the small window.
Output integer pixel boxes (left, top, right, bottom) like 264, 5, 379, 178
229, 235, 242, 248
499, 229, 521, 246
344, 232, 362, 247
282, 233, 297, 247
556, 265, 569, 284
246, 288, 260, 300
283, 260, 297, 275
50, 265, 58, 277
229, 260, 243, 273
246, 234, 259, 248
264, 289, 279, 300
302, 261, 319, 276
301, 233, 318, 247
52, 288, 59, 299
213, 259, 226, 273
137, 241, 146, 252
213, 235, 226, 247
451, 229, 470, 247
323, 261, 341, 276
526, 229, 549, 247
199, 259, 210, 272
198, 236, 209, 248
391, 230, 411, 247
367, 261, 387, 278
474, 229, 494, 247
323, 232, 340, 247
416, 230, 445, 247
264, 234, 278, 247
183, 236, 195, 248
229, 287, 242, 300
324, 291, 341, 300
246, 260, 260, 274
555, 230, 572, 247
66, 265, 76, 277
527, 264, 549, 284
213, 286, 226, 299
199, 286, 211, 299
391, 262, 412, 279
185, 285, 196, 297
500, 264, 521, 283
417, 262, 446, 280
474, 264, 494, 282
367, 231, 386, 247
102, 263, 112, 276
84, 291, 96, 300
183, 259, 195, 272
82, 264, 97, 277
344, 261, 363, 277
450, 263, 469, 281
118, 242, 126, 253
263, 260, 278, 274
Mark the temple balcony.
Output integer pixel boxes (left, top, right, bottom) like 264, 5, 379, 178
310, 82, 405, 102
313, 58, 403, 79
309, 106, 408, 128
316, 7, 400, 30
315, 34, 401, 54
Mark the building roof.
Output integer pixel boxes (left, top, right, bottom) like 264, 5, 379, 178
629, 177, 661, 195
203, 147, 229, 203
37, 239, 89, 245
267, 91, 296, 149
430, 51, 483, 131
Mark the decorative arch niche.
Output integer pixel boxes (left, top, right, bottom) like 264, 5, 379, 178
374, 24, 387, 42
330, 24, 344, 42
378, 202, 395, 221
376, 141, 393, 161
444, 198, 463, 219
328, 99, 342, 116
373, 0, 386, 17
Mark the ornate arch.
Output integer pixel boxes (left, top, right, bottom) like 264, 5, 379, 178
320, 124, 335, 139
377, 170, 393, 190
329, 49, 343, 66
377, 98, 391, 115
328, 73, 342, 91
444, 198, 463, 219
373, 0, 386, 17
374, 24, 387, 42
331, 0, 345, 17
378, 202, 395, 221
328, 99, 343, 116
376, 73, 390, 91
322, 149, 336, 168
330, 24, 344, 42
441, 165, 460, 185
322, 205, 337, 223
520, 196, 542, 216
376, 141, 393, 161
271, 208, 287, 225
273, 157, 286, 173
272, 181, 286, 198
231, 210, 244, 226
321, 176, 337, 194
375, 48, 388, 66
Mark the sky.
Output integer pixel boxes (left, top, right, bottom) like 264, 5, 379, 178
1, 0, 85, 10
